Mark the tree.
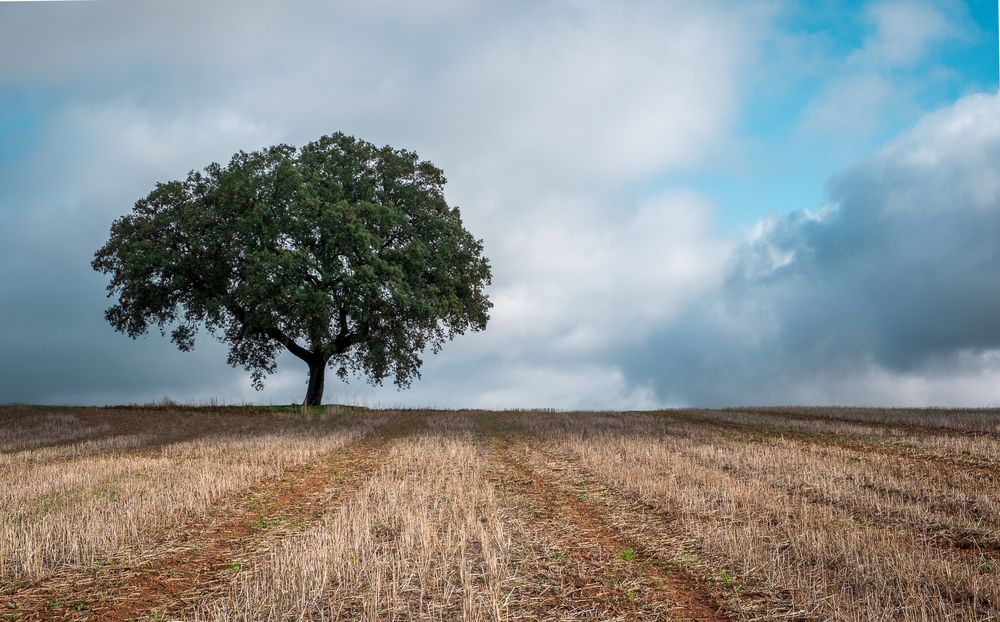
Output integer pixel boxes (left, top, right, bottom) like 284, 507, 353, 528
92, 133, 492, 406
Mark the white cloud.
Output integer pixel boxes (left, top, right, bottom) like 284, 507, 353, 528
0, 0, 769, 407
854, 0, 961, 67
8, 1, 993, 409
353, 357, 662, 410
781, 351, 1000, 407
799, 0, 969, 139
802, 73, 899, 135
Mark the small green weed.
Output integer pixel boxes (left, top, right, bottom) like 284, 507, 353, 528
715, 568, 734, 585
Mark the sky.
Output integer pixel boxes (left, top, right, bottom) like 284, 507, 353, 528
1, 0, 999, 408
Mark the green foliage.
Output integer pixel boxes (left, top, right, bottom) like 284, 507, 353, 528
620, 547, 635, 561
93, 133, 492, 403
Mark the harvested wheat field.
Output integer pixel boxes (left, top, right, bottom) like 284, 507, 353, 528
0, 406, 997, 621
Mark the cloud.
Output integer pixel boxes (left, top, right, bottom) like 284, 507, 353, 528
3, 1, 994, 409
802, 73, 901, 136
855, 0, 963, 67
623, 92, 1000, 406
0, 0, 769, 405
0, 0, 768, 181
800, 0, 970, 139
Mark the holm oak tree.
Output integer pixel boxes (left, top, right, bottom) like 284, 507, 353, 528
92, 133, 492, 405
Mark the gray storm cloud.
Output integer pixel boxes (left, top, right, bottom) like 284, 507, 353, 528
622, 93, 1000, 406
0, 0, 765, 406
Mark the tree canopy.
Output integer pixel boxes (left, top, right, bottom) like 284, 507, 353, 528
92, 133, 492, 405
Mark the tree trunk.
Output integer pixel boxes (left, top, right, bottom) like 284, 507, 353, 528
304, 358, 327, 406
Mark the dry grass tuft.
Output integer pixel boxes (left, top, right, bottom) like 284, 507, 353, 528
0, 409, 369, 584
511, 411, 999, 621
195, 424, 510, 621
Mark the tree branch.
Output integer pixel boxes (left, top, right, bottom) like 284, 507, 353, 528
266, 326, 316, 362
229, 304, 315, 362
333, 305, 352, 354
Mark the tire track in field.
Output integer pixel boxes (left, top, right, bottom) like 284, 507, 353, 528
657, 416, 1000, 556
676, 412, 1000, 475
3, 413, 424, 622
0, 412, 272, 469
719, 407, 1000, 436
488, 435, 728, 621
0, 410, 168, 462
678, 446, 1000, 558
518, 432, 1000, 620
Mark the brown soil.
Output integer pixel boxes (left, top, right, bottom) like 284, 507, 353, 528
3, 415, 420, 622
489, 437, 728, 622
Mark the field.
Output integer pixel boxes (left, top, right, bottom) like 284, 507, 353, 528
0, 406, 998, 621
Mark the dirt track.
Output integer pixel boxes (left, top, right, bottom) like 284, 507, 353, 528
489, 437, 727, 621
8, 438, 392, 621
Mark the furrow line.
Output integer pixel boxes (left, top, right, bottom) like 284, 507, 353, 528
488, 436, 728, 621
3, 414, 421, 622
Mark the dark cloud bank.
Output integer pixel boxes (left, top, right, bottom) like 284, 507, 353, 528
625, 94, 1000, 406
